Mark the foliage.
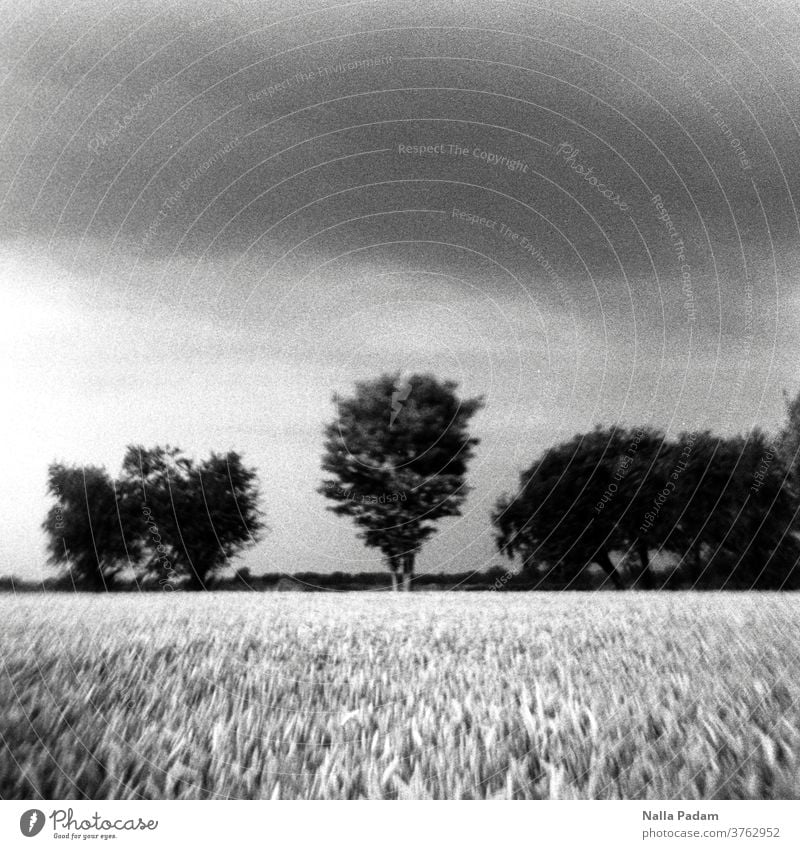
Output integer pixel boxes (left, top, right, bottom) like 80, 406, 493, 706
43, 448, 264, 590
777, 388, 800, 486
120, 446, 265, 590
41, 463, 141, 590
495, 425, 800, 589
493, 426, 641, 588
320, 373, 483, 589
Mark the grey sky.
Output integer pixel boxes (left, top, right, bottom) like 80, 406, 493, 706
2, 0, 799, 578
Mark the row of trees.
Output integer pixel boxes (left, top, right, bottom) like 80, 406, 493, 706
493, 425, 800, 589
43, 447, 264, 590
42, 374, 800, 590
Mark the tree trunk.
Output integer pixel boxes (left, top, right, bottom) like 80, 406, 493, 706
633, 540, 655, 589
388, 554, 400, 591
401, 553, 415, 592
594, 549, 625, 589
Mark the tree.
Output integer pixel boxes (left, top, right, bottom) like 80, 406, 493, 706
493, 426, 634, 589
727, 430, 800, 587
319, 373, 483, 590
42, 463, 141, 590
648, 431, 735, 586
664, 430, 800, 588
593, 426, 672, 589
777, 389, 800, 487
120, 446, 265, 590
496, 419, 800, 591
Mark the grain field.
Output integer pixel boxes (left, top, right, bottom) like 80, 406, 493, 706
1, 592, 799, 799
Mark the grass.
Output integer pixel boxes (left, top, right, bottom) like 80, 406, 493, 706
1, 592, 799, 799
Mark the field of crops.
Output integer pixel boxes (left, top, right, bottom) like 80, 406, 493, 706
1, 592, 799, 800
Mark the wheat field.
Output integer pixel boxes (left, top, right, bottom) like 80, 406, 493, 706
1, 592, 799, 800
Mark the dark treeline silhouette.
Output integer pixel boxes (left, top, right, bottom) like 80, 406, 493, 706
493, 419, 800, 590
41, 445, 264, 591
32, 374, 800, 592
0, 565, 600, 594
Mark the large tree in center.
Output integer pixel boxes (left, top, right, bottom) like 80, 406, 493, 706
320, 373, 483, 590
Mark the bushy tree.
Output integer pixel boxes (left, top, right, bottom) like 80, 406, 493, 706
664, 430, 799, 588
777, 389, 800, 486
497, 423, 800, 590
42, 463, 141, 590
594, 426, 671, 589
493, 426, 635, 588
121, 446, 265, 590
320, 373, 483, 590
729, 431, 800, 587
647, 431, 736, 586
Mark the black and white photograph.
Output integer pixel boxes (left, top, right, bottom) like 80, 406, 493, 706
2, 0, 800, 839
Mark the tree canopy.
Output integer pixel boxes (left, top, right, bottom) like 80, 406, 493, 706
494, 424, 800, 589
42, 463, 141, 590
320, 373, 483, 590
42, 447, 265, 590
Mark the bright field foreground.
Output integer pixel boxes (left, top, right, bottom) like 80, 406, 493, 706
2, 593, 800, 800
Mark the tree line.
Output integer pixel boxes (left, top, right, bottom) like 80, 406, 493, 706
43, 446, 264, 591
41, 374, 800, 591
494, 425, 798, 589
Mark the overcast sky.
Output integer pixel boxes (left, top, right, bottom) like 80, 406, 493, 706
2, 0, 800, 579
